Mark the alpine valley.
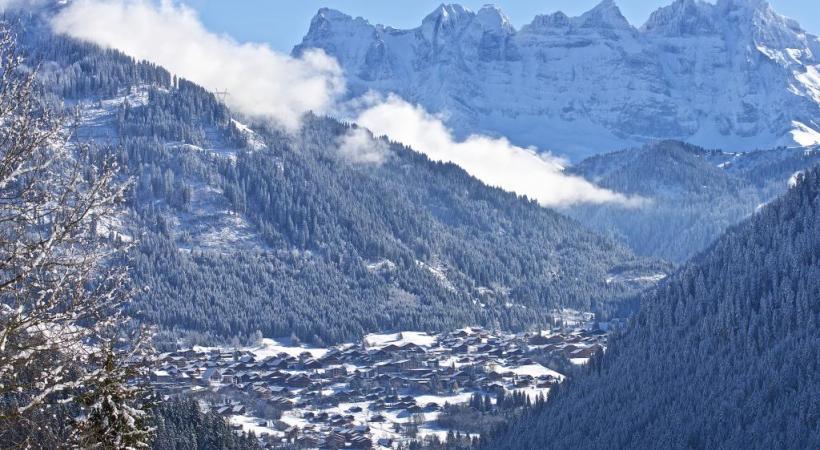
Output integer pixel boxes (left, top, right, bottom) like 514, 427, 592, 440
0, 1, 819, 449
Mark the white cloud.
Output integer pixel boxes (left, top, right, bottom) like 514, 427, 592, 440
353, 94, 644, 208
337, 127, 390, 165
51, 0, 345, 130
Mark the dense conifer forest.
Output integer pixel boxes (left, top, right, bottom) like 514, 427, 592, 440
486, 167, 820, 449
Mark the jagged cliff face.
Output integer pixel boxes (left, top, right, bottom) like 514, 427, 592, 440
294, 0, 820, 160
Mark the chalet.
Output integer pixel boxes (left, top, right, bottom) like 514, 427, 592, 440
150, 370, 172, 383
286, 374, 311, 387
374, 361, 397, 375
477, 343, 494, 353
325, 432, 345, 448
264, 370, 288, 383
321, 354, 342, 366
562, 345, 580, 356
571, 346, 600, 359
269, 386, 290, 397
535, 344, 557, 354
243, 372, 261, 383
252, 385, 271, 399
516, 378, 533, 388
297, 435, 319, 448
487, 382, 506, 395
174, 349, 199, 358
303, 358, 321, 369
200, 367, 222, 384
350, 436, 372, 448
545, 334, 566, 345
325, 365, 347, 378
408, 378, 430, 391
487, 370, 504, 381
265, 357, 287, 369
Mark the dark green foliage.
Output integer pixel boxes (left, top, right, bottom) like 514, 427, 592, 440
486, 168, 820, 449
151, 399, 260, 450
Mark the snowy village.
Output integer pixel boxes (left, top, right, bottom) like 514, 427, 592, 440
149, 319, 609, 448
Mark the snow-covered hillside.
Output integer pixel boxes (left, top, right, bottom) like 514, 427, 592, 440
294, 0, 820, 160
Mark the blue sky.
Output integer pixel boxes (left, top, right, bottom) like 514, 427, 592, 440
186, 0, 819, 51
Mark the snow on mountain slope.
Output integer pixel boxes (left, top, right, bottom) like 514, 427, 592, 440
74, 86, 267, 254
294, 0, 820, 161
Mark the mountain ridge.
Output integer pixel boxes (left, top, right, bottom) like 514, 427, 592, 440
564, 140, 820, 262
295, 0, 820, 161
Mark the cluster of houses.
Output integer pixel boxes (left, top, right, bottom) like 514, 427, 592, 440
151, 325, 607, 448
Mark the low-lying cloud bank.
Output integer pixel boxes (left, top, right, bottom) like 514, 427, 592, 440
51, 0, 344, 130
353, 95, 643, 207
336, 127, 390, 165
49, 0, 642, 208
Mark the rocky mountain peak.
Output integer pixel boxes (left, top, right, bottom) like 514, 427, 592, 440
578, 0, 633, 30
642, 0, 716, 35
421, 4, 474, 40
475, 4, 514, 34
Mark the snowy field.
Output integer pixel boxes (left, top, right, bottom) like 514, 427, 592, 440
363, 331, 438, 349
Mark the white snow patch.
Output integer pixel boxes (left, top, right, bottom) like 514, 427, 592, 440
231, 119, 267, 151
95, 215, 133, 242
795, 66, 820, 104
414, 392, 473, 407
244, 338, 328, 359
229, 414, 278, 437
501, 364, 565, 381
415, 260, 456, 292
363, 331, 437, 350
366, 258, 397, 273
790, 120, 820, 147
605, 272, 667, 285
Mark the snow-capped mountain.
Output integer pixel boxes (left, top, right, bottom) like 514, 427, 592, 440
294, 0, 820, 161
